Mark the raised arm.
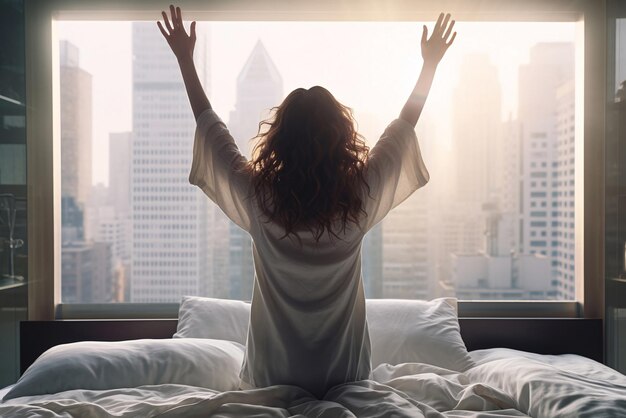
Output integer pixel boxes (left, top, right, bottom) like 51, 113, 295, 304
157, 5, 211, 121
399, 13, 457, 127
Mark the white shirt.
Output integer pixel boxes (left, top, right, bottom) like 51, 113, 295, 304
189, 108, 429, 399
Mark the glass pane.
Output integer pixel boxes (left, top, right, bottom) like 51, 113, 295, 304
606, 1, 626, 373
58, 20, 577, 303
0, 0, 28, 386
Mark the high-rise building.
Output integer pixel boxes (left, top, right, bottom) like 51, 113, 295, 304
451, 54, 503, 206
130, 22, 210, 302
518, 43, 574, 295
437, 54, 503, 289
227, 40, 283, 301
228, 40, 283, 158
60, 40, 92, 237
382, 192, 432, 299
554, 79, 576, 299
61, 197, 114, 303
59, 40, 116, 303
61, 241, 113, 303
105, 131, 133, 301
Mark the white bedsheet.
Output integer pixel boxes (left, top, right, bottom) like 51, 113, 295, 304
466, 348, 626, 418
0, 385, 13, 402
1, 352, 624, 417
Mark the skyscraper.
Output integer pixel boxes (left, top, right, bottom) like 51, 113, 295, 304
452, 54, 503, 206
60, 40, 115, 303
229, 40, 283, 158
60, 40, 92, 233
227, 40, 283, 301
130, 22, 210, 302
382, 192, 432, 299
518, 43, 574, 295
106, 131, 133, 301
438, 54, 503, 288
554, 79, 575, 299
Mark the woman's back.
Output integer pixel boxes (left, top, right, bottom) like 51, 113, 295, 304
242, 212, 370, 398
189, 108, 429, 398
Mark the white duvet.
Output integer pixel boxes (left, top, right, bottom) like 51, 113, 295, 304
1, 349, 625, 418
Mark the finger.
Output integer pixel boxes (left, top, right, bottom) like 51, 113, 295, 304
421, 25, 428, 45
190, 21, 197, 42
440, 13, 451, 35
162, 11, 173, 32
443, 19, 455, 42
176, 6, 183, 27
157, 21, 170, 38
170, 5, 179, 28
446, 31, 457, 47
434, 12, 444, 33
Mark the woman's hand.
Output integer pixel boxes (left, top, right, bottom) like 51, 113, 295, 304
399, 13, 456, 126
157, 4, 196, 62
421, 13, 456, 66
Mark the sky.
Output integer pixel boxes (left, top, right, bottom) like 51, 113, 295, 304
57, 20, 577, 187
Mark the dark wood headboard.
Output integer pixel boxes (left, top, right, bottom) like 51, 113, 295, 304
20, 318, 603, 375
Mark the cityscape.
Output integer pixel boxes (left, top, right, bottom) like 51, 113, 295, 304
60, 22, 576, 303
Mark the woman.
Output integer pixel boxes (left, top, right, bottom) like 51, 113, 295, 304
157, 6, 456, 399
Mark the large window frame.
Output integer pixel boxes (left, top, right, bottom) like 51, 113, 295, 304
24, 0, 606, 320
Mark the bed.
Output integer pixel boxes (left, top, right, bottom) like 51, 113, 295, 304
1, 297, 623, 417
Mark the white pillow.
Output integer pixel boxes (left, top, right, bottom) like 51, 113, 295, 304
174, 296, 250, 344
3, 338, 244, 401
366, 298, 475, 372
174, 296, 473, 372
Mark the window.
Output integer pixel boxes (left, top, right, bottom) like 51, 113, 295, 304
57, 19, 578, 303
26, 0, 605, 319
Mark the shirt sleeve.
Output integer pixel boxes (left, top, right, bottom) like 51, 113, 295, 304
189, 108, 253, 232
362, 118, 430, 231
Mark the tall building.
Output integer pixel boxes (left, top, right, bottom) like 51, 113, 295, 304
518, 43, 574, 294
437, 54, 503, 288
62, 241, 113, 303
61, 197, 114, 302
59, 40, 116, 303
382, 192, 432, 299
227, 40, 283, 300
452, 54, 503, 206
130, 22, 210, 302
60, 40, 92, 237
107, 132, 133, 301
229, 40, 283, 158
554, 79, 576, 299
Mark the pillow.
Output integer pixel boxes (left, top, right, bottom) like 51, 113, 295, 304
174, 296, 250, 344
3, 338, 244, 401
174, 296, 473, 372
366, 297, 475, 372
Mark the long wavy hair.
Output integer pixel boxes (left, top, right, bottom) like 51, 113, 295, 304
248, 86, 370, 242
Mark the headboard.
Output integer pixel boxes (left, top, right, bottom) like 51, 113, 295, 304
20, 318, 603, 375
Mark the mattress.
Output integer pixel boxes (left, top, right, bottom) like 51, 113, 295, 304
1, 349, 625, 417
